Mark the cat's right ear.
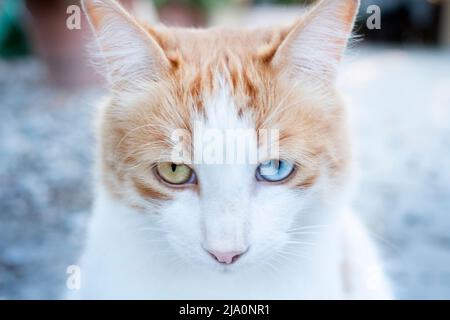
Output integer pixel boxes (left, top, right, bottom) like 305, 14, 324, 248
81, 0, 170, 89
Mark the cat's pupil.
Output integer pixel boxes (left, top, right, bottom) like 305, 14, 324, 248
171, 163, 177, 172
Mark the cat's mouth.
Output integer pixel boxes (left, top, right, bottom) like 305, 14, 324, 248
212, 261, 243, 273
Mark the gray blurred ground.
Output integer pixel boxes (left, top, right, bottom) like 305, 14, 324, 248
0, 61, 98, 299
341, 46, 450, 299
0, 46, 450, 299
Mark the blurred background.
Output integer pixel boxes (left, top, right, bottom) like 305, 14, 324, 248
0, 0, 449, 299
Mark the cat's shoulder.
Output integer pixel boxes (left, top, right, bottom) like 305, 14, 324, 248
338, 211, 393, 299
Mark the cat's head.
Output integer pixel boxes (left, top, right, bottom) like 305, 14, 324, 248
83, 0, 359, 271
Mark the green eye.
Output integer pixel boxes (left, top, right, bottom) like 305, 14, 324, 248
155, 163, 196, 185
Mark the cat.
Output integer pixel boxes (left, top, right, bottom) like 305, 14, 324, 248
73, 0, 392, 299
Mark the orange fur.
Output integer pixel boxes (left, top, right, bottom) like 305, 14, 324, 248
85, 0, 353, 206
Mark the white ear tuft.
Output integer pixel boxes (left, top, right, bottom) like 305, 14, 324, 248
273, 0, 360, 83
81, 0, 169, 91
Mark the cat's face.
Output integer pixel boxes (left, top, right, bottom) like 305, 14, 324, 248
83, 0, 359, 271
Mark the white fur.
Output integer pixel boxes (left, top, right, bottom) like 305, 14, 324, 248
73, 82, 392, 300
73, 189, 391, 299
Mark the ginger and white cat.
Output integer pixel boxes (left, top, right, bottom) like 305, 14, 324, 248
74, 0, 392, 299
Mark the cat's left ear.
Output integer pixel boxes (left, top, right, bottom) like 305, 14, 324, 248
81, 0, 170, 89
272, 0, 360, 83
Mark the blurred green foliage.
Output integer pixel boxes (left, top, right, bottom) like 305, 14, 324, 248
0, 0, 30, 58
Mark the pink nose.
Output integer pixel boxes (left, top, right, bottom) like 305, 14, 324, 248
208, 250, 245, 264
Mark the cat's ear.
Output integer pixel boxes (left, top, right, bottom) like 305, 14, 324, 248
272, 0, 360, 83
81, 0, 170, 89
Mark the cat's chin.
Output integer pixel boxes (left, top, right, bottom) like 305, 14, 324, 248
197, 259, 247, 274
218, 263, 247, 273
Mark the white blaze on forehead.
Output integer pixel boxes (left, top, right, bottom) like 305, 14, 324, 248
203, 77, 254, 130
192, 78, 255, 252
193, 77, 258, 166
193, 76, 256, 191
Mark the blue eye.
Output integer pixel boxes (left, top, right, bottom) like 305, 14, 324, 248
256, 160, 295, 182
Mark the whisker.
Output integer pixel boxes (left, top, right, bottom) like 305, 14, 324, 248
277, 248, 312, 261
142, 239, 168, 244
287, 224, 328, 232
286, 231, 320, 235
284, 240, 316, 246
133, 227, 166, 233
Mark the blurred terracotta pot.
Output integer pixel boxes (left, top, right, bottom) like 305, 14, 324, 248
24, 0, 135, 87
158, 2, 206, 27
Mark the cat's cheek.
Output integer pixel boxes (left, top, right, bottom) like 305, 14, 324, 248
249, 187, 300, 248
156, 192, 204, 256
